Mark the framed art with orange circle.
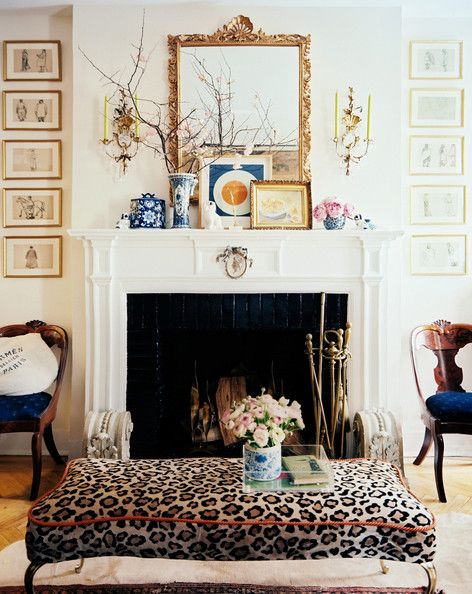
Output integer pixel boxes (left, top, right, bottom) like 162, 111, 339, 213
199, 155, 272, 228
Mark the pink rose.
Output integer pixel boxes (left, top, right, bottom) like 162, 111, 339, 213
326, 201, 343, 218
240, 412, 255, 427
253, 425, 269, 448
343, 203, 355, 217
313, 203, 327, 222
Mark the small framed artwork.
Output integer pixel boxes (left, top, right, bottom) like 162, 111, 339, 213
3, 235, 62, 278
410, 89, 463, 128
3, 188, 62, 228
199, 155, 272, 228
409, 136, 463, 175
3, 90, 61, 131
250, 180, 312, 230
410, 186, 465, 225
3, 140, 62, 180
411, 234, 467, 276
3, 40, 61, 81
410, 41, 462, 80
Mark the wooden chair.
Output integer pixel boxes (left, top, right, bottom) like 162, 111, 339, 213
0, 320, 68, 500
410, 320, 472, 502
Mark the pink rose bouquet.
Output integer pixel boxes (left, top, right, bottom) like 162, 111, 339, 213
313, 197, 355, 222
221, 390, 304, 449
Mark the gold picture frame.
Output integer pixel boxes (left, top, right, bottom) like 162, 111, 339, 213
250, 180, 312, 230
168, 15, 311, 201
409, 135, 464, 176
2, 139, 62, 180
409, 88, 464, 128
410, 185, 466, 225
3, 40, 61, 81
3, 235, 62, 278
2, 188, 62, 228
3, 90, 62, 131
409, 40, 463, 80
410, 233, 467, 276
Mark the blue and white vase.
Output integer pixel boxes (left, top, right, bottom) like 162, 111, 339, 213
323, 215, 346, 230
129, 193, 166, 229
244, 443, 282, 481
169, 173, 196, 229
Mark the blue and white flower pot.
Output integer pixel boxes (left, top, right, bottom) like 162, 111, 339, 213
169, 173, 196, 229
323, 215, 346, 230
244, 443, 282, 481
129, 193, 166, 229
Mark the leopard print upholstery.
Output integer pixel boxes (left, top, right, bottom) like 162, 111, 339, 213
26, 458, 435, 565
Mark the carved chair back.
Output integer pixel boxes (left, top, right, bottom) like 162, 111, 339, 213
411, 321, 472, 407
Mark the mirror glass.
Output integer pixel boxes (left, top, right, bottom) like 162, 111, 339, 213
179, 45, 301, 180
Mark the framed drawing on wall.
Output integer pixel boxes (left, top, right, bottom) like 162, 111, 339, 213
3, 90, 61, 130
250, 180, 312, 230
409, 136, 463, 175
3, 235, 62, 278
410, 185, 465, 225
199, 155, 272, 228
3, 40, 61, 81
410, 41, 462, 80
411, 234, 467, 276
409, 89, 463, 128
3, 188, 62, 228
2, 140, 62, 180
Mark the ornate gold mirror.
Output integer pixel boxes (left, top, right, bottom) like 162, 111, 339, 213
168, 15, 311, 201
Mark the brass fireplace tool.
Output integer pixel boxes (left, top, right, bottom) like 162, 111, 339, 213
306, 293, 352, 457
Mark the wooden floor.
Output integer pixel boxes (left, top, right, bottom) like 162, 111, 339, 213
0, 455, 471, 551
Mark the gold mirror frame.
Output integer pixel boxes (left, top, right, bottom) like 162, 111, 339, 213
168, 15, 311, 200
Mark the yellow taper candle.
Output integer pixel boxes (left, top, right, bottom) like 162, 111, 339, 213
367, 94, 372, 140
334, 91, 339, 139
104, 96, 108, 141
135, 94, 139, 138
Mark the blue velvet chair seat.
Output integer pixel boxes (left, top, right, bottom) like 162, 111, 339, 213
426, 391, 472, 423
0, 392, 51, 422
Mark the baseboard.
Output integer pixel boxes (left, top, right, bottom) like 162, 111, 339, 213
0, 428, 69, 456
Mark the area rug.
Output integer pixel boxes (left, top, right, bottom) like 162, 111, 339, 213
0, 586, 440, 594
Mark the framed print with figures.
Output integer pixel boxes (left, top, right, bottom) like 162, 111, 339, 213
3, 188, 62, 228
3, 40, 61, 81
410, 89, 463, 128
250, 180, 312, 230
3, 235, 62, 278
199, 155, 272, 228
410, 41, 462, 80
3, 90, 61, 130
3, 140, 62, 180
409, 136, 463, 175
410, 185, 465, 225
411, 234, 466, 276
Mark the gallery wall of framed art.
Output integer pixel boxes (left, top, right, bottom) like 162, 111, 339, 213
408, 38, 467, 276
1, 39, 63, 278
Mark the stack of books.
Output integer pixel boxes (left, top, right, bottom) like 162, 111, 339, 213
282, 454, 331, 487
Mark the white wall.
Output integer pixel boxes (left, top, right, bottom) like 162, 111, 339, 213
0, 7, 73, 454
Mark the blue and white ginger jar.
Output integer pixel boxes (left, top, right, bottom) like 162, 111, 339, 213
323, 215, 346, 230
244, 443, 282, 481
129, 193, 166, 229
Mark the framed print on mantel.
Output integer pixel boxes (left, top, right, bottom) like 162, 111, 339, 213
410, 185, 465, 225
411, 234, 467, 276
410, 41, 462, 80
3, 90, 61, 131
3, 40, 61, 81
2, 140, 62, 180
3, 235, 62, 278
199, 155, 272, 228
250, 180, 312, 230
409, 136, 463, 176
3, 188, 62, 228
410, 89, 463, 128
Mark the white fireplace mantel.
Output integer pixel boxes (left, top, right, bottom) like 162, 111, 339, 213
69, 228, 402, 421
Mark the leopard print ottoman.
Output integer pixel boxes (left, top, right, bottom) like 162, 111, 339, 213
25, 457, 435, 567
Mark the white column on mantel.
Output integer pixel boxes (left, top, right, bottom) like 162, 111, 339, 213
69, 228, 403, 420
